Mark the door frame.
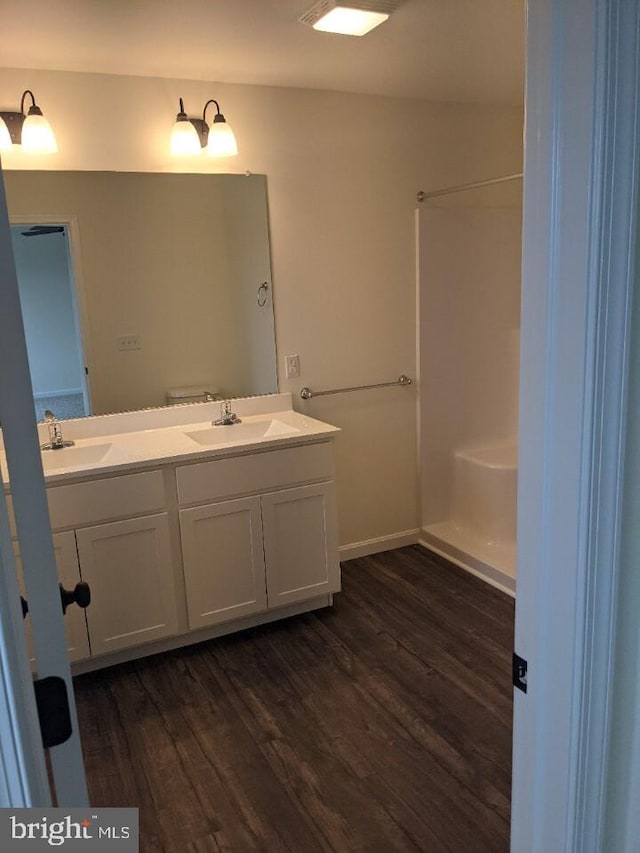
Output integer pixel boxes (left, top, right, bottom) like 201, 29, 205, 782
511, 0, 640, 850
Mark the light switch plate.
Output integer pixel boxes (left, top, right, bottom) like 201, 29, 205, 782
118, 335, 141, 351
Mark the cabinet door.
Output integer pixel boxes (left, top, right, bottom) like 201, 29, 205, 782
179, 497, 267, 629
261, 482, 340, 608
75, 513, 178, 656
15, 531, 91, 664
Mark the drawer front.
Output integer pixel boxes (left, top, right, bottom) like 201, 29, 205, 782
177, 441, 335, 506
46, 470, 166, 531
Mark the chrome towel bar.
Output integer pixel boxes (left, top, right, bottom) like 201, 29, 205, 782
300, 374, 412, 400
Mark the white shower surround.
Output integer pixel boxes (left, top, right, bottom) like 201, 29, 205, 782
417, 201, 521, 594
421, 442, 517, 595
452, 444, 517, 544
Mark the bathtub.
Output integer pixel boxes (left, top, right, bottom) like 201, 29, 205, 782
451, 444, 518, 544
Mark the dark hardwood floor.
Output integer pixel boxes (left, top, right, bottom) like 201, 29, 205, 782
74, 545, 515, 852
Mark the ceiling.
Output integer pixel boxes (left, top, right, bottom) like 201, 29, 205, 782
0, 0, 524, 105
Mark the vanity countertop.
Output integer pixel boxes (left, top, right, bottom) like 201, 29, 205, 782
0, 394, 340, 487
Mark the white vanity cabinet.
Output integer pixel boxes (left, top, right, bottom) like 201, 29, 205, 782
177, 442, 340, 631
6, 408, 341, 672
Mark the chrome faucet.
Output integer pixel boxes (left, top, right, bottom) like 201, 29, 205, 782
213, 400, 241, 426
41, 410, 75, 450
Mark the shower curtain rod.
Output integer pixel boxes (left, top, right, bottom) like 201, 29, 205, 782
416, 172, 523, 202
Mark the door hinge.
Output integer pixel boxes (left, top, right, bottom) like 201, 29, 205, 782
512, 652, 528, 693
33, 676, 73, 748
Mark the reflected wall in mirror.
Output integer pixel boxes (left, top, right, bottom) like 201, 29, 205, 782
3, 171, 278, 418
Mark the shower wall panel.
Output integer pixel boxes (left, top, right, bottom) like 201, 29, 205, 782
418, 207, 522, 526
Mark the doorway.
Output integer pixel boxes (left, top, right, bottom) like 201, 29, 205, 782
10, 222, 91, 420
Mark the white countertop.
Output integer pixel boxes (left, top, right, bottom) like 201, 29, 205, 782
0, 394, 340, 487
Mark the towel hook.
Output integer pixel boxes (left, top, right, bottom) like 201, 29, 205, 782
257, 281, 269, 307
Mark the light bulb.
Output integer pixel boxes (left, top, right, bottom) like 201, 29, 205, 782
207, 120, 238, 158
21, 113, 58, 153
170, 118, 201, 156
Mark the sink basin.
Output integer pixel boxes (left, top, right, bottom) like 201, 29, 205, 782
40, 442, 123, 472
185, 418, 300, 447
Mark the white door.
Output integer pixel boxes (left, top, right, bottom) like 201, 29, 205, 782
15, 532, 91, 664
261, 483, 340, 608
179, 496, 267, 628
76, 514, 178, 655
0, 166, 88, 805
511, 1, 640, 851
0, 487, 51, 805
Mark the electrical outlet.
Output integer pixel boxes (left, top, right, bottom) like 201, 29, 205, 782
285, 353, 300, 379
118, 335, 141, 351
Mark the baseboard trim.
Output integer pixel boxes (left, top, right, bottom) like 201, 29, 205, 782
339, 529, 421, 562
33, 388, 83, 400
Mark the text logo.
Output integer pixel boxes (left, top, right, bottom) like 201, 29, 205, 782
1, 809, 138, 850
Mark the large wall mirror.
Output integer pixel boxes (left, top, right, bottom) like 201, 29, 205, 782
3, 170, 278, 420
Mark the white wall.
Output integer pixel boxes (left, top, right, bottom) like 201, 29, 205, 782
10, 226, 83, 396
0, 68, 523, 548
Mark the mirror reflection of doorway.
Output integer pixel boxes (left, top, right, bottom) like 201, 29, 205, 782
10, 223, 90, 420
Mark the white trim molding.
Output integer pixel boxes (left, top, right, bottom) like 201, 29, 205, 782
573, 2, 640, 849
512, 1, 640, 851
33, 388, 83, 400
339, 529, 420, 562
603, 260, 640, 853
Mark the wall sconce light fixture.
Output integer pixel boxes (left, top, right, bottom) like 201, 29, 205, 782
298, 0, 400, 36
0, 90, 58, 153
170, 98, 238, 158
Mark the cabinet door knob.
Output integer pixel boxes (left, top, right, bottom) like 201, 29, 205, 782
59, 581, 91, 615
20, 581, 91, 619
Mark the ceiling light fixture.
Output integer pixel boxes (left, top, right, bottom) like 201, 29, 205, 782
0, 90, 58, 154
170, 98, 238, 158
298, 0, 400, 36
